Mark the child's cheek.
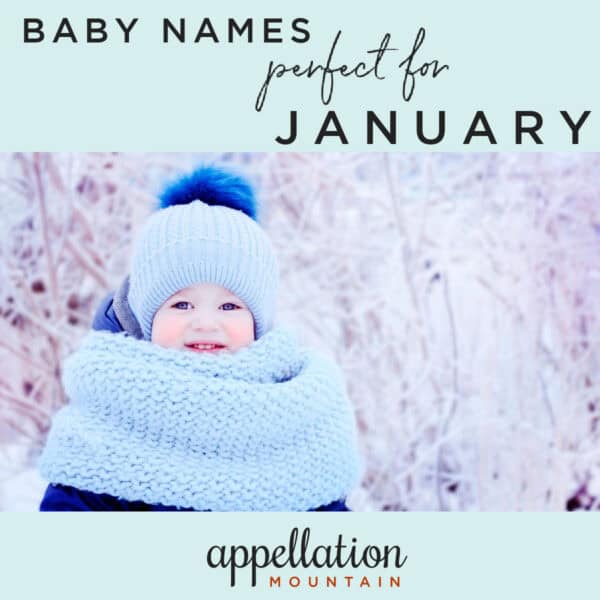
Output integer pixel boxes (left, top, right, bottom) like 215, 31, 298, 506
226, 313, 255, 350
151, 312, 185, 348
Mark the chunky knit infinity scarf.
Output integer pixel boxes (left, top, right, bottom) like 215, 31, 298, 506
39, 329, 361, 511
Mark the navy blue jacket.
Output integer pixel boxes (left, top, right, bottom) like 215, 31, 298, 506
40, 294, 349, 512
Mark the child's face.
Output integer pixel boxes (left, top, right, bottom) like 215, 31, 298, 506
151, 283, 254, 353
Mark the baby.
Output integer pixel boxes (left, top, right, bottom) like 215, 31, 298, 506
151, 282, 254, 354
38, 166, 360, 511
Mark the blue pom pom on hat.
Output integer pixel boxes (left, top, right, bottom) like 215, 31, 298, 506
128, 166, 278, 340
157, 166, 258, 219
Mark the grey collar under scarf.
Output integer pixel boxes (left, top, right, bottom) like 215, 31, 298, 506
113, 276, 144, 339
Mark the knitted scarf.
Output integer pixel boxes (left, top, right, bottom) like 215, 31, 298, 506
39, 329, 361, 511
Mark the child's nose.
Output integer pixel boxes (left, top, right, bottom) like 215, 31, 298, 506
190, 310, 218, 331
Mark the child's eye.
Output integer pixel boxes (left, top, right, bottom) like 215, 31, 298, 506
172, 301, 192, 310
220, 302, 241, 311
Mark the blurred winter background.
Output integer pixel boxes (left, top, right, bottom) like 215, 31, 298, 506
0, 152, 599, 511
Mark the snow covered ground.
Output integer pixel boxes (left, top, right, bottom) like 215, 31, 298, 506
0, 445, 46, 511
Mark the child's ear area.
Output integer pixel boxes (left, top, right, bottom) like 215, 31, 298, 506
149, 307, 166, 340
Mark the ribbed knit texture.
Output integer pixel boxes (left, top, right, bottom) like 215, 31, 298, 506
128, 202, 278, 339
38, 330, 361, 511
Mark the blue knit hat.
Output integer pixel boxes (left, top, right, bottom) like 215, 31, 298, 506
128, 166, 278, 340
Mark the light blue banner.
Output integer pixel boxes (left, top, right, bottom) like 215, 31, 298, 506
0, 513, 597, 598
0, 0, 597, 149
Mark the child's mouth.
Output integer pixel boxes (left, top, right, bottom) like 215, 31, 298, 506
185, 343, 226, 353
